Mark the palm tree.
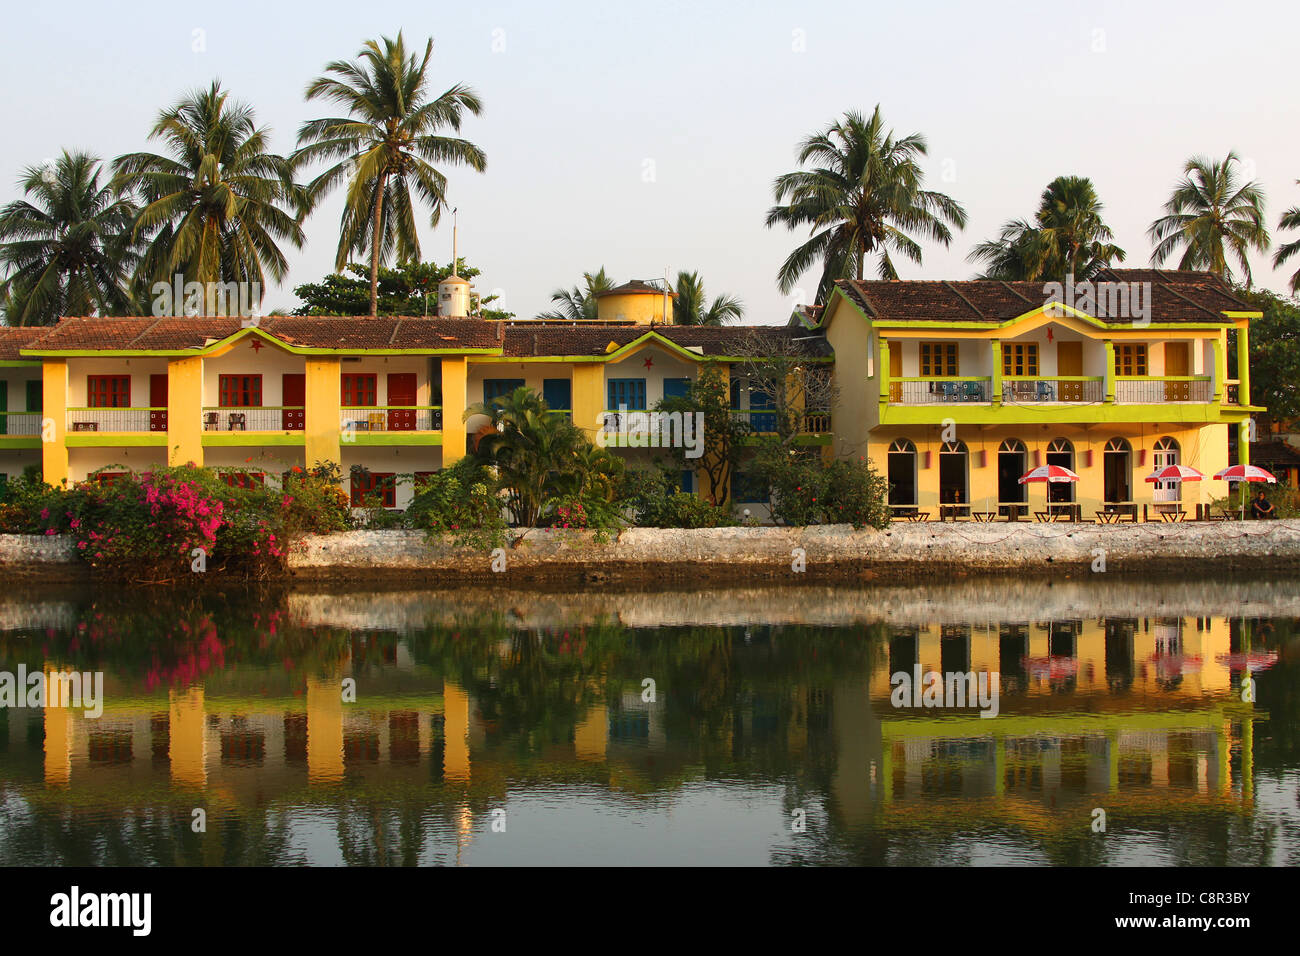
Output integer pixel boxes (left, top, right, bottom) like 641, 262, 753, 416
672, 270, 744, 325
464, 386, 585, 526
765, 105, 967, 303
1273, 182, 1300, 293
538, 267, 616, 320
968, 176, 1124, 281
0, 151, 140, 325
1148, 152, 1269, 285
294, 33, 487, 317
111, 82, 303, 313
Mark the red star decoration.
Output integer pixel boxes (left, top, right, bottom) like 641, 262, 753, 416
643, 355, 654, 369
1046, 327, 1054, 342
250, 339, 264, 352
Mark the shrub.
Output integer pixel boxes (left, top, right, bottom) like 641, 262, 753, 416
752, 448, 889, 529
406, 458, 507, 548
623, 467, 735, 528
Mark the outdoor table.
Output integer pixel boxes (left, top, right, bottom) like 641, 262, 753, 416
1096, 510, 1122, 524
1034, 511, 1060, 522
1159, 510, 1186, 522
907, 511, 929, 522
971, 512, 995, 522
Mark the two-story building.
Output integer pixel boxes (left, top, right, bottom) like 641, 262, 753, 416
816, 269, 1259, 518
0, 268, 1263, 521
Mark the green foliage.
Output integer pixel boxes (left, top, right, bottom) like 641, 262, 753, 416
621, 467, 734, 528
655, 364, 750, 505
1229, 287, 1300, 424
1148, 151, 1269, 284
291, 258, 511, 318
672, 270, 744, 326
405, 458, 507, 549
293, 33, 487, 316
466, 386, 627, 534
0, 151, 141, 325
967, 175, 1125, 282
766, 105, 967, 303
752, 448, 889, 529
111, 81, 304, 302
538, 267, 616, 320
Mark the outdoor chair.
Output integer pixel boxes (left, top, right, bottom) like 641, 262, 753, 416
1035, 380, 1056, 401
203, 412, 219, 431
227, 412, 246, 431
367, 412, 385, 431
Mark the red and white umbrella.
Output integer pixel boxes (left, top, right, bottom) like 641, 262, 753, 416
1213, 464, 1277, 483
1018, 464, 1080, 484
1144, 464, 1205, 483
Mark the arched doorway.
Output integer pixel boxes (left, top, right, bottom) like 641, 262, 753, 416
939, 440, 969, 518
997, 438, 1028, 518
1103, 437, 1133, 516
1152, 436, 1181, 506
887, 438, 918, 514
1046, 438, 1075, 516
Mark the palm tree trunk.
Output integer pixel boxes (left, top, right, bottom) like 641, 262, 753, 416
369, 177, 385, 317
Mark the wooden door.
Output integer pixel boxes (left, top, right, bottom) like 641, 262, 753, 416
149, 375, 168, 431
1057, 342, 1082, 401
1164, 342, 1189, 400
889, 342, 902, 403
387, 373, 417, 431
282, 374, 305, 430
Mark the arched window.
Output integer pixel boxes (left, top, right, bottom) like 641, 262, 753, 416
1103, 438, 1133, 509
887, 438, 918, 507
939, 440, 969, 510
1045, 438, 1075, 505
1152, 436, 1182, 503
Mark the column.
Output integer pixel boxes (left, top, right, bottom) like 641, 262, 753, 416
570, 363, 604, 445
440, 357, 468, 466
167, 356, 204, 467
41, 359, 68, 486
990, 339, 1002, 406
304, 359, 341, 469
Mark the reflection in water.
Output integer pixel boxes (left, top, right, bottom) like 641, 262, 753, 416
0, 576, 1296, 866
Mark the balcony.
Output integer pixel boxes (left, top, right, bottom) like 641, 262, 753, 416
0, 412, 41, 436
203, 407, 304, 431
67, 407, 167, 432
1001, 377, 1104, 403
1114, 377, 1211, 403
340, 406, 442, 432
892, 378, 993, 404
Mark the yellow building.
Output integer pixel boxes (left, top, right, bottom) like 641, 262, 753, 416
816, 269, 1259, 519
0, 268, 1262, 521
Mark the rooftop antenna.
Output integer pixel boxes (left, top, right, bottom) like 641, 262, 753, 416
451, 207, 459, 278
663, 265, 671, 325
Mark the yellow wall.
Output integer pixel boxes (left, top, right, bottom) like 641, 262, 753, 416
167, 356, 204, 467
303, 359, 340, 469
168, 686, 207, 788
872, 424, 1226, 516
440, 357, 468, 465
41, 359, 68, 486
596, 291, 671, 325
571, 363, 605, 441
305, 676, 343, 784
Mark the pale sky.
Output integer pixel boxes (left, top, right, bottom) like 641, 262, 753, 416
4, 0, 1298, 321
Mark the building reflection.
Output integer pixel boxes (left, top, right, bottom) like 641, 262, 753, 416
1, 609, 1273, 863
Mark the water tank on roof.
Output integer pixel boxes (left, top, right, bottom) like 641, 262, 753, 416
439, 274, 472, 318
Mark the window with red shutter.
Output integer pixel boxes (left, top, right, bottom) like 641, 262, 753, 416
87, 376, 131, 407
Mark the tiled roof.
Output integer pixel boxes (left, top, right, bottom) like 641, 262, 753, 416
1250, 440, 1300, 467
14, 316, 822, 359
20, 316, 503, 353
0, 326, 49, 361
836, 269, 1252, 325
500, 324, 826, 357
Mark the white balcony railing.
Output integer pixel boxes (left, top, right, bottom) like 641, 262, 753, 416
0, 412, 41, 436
202, 407, 303, 431
1115, 377, 1212, 403
340, 406, 442, 432
892, 378, 993, 404
1001, 377, 1104, 403
67, 407, 166, 432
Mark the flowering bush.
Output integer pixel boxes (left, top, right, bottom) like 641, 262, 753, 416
405, 458, 507, 549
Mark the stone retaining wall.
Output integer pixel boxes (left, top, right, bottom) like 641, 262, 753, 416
3, 521, 1298, 586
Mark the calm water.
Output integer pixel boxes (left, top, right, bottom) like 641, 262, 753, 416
0, 576, 1297, 866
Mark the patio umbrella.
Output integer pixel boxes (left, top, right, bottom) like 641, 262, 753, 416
1018, 464, 1080, 519
1143, 464, 1205, 483
1213, 463, 1277, 519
